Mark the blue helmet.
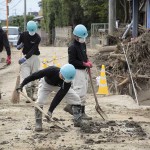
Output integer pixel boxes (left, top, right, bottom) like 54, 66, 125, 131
60, 64, 76, 82
73, 24, 88, 38
27, 21, 37, 34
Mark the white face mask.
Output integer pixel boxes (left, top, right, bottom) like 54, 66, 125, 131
79, 37, 86, 43
29, 31, 35, 36
64, 79, 71, 83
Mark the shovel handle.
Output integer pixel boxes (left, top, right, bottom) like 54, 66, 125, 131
88, 69, 108, 120
20, 91, 48, 116
88, 69, 99, 105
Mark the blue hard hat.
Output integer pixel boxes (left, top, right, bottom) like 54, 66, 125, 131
60, 64, 76, 82
73, 24, 88, 38
27, 21, 37, 33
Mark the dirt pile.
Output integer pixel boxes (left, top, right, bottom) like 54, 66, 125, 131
80, 120, 147, 144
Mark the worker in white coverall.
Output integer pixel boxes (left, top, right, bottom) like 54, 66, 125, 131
17, 64, 83, 131
64, 24, 93, 120
17, 20, 41, 103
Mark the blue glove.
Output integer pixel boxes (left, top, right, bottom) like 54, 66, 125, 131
17, 43, 24, 50
18, 57, 26, 64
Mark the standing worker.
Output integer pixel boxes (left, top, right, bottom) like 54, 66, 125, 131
64, 24, 93, 120
0, 27, 11, 65
0, 27, 11, 99
17, 20, 41, 103
17, 64, 83, 131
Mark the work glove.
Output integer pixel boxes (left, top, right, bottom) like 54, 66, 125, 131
83, 61, 93, 68
18, 57, 26, 64
6, 56, 11, 65
17, 43, 24, 50
16, 85, 23, 92
45, 111, 52, 122
87, 60, 93, 67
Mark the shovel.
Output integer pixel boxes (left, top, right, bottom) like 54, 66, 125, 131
88, 69, 108, 120
20, 91, 68, 132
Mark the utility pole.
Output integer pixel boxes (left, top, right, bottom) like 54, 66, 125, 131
108, 0, 116, 35
132, 0, 139, 38
24, 0, 27, 31
6, 0, 12, 34
6, 0, 9, 34
147, 0, 150, 29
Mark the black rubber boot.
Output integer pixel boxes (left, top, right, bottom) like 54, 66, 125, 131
63, 104, 73, 115
25, 87, 33, 103
81, 106, 92, 120
72, 105, 82, 127
35, 107, 43, 132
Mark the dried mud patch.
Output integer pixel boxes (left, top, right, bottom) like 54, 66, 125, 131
80, 120, 147, 144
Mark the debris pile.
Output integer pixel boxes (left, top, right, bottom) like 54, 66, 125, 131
93, 31, 150, 99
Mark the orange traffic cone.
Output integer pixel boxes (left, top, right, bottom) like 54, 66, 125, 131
97, 65, 109, 95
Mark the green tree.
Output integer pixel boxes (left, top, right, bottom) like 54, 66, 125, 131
9, 15, 34, 31
42, 0, 109, 43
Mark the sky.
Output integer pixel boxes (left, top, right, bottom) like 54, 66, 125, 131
0, 0, 40, 20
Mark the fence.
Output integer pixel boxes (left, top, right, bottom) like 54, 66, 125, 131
91, 23, 109, 36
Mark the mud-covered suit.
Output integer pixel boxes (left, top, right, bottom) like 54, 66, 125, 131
17, 31, 41, 102
64, 40, 92, 120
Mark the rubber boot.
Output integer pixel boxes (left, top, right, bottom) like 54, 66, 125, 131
81, 106, 92, 120
35, 107, 43, 132
32, 86, 38, 101
72, 105, 82, 127
45, 111, 52, 121
63, 104, 73, 115
25, 87, 33, 103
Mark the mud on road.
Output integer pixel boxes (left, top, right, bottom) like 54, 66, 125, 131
0, 47, 150, 150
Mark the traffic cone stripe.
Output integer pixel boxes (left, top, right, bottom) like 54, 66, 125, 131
99, 83, 107, 87
99, 76, 105, 80
101, 68, 105, 72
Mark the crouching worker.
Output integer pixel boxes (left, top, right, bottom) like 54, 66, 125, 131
16, 64, 83, 132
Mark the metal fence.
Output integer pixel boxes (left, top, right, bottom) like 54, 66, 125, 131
91, 23, 108, 36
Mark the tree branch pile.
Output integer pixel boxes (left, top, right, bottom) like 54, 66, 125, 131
92, 31, 150, 97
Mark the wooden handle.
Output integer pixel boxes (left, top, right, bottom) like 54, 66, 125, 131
88, 69, 99, 105
20, 91, 48, 116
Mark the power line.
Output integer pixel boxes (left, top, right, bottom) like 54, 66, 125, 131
9, 0, 22, 10
0, 1, 6, 5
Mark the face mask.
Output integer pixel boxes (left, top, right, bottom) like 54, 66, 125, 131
79, 37, 86, 43
64, 79, 71, 83
29, 31, 35, 36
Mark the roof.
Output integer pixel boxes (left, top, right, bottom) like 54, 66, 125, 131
33, 16, 43, 21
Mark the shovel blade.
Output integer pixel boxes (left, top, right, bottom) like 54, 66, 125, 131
95, 105, 108, 120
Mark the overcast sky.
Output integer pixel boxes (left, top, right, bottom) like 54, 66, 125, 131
0, 0, 40, 20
